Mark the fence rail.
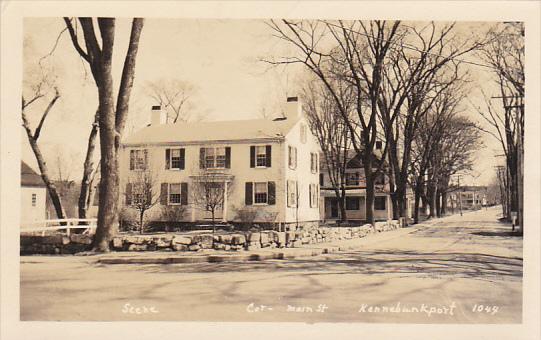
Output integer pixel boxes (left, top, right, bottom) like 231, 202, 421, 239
20, 218, 97, 236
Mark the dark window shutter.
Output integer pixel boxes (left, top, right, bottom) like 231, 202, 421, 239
181, 182, 188, 205
143, 149, 148, 170
250, 146, 255, 168
126, 183, 132, 206
199, 148, 205, 169
165, 149, 170, 169
266, 145, 272, 167
309, 184, 313, 207
179, 148, 185, 169
225, 147, 231, 168
245, 182, 253, 205
268, 181, 276, 205
160, 183, 168, 205
129, 150, 134, 170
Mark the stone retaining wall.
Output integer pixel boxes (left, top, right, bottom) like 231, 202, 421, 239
20, 220, 401, 255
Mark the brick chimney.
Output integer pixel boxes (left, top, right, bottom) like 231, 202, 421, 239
150, 105, 166, 125
284, 96, 302, 120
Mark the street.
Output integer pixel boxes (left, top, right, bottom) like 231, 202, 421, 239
20, 207, 522, 323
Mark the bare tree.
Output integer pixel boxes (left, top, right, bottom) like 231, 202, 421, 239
266, 19, 400, 225
21, 72, 66, 219
301, 74, 352, 221
145, 79, 204, 123
191, 169, 234, 233
64, 17, 144, 251
78, 111, 100, 220
377, 22, 484, 220
477, 22, 524, 230
125, 168, 160, 234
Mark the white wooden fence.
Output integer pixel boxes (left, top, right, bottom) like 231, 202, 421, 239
20, 218, 97, 236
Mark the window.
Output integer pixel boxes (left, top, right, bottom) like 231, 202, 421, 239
300, 124, 307, 143
375, 141, 383, 150
201, 147, 229, 169
287, 180, 297, 207
131, 183, 146, 205
250, 145, 271, 168
309, 183, 319, 208
346, 197, 360, 210
310, 153, 318, 173
319, 173, 324, 186
254, 182, 268, 204
256, 146, 267, 167
245, 182, 275, 205
130, 149, 147, 170
167, 148, 185, 170
375, 196, 386, 210
168, 183, 181, 204
288, 146, 297, 169
346, 172, 360, 186
31, 193, 37, 207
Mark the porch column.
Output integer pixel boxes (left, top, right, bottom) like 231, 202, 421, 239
222, 181, 228, 222
387, 194, 392, 221
191, 203, 196, 222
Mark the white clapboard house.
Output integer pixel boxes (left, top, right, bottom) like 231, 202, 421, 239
120, 97, 321, 230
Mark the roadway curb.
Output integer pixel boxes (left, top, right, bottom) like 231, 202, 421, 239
97, 226, 420, 265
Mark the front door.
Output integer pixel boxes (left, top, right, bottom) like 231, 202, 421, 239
330, 198, 339, 218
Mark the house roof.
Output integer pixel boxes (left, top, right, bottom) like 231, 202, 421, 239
21, 161, 46, 187
122, 117, 301, 146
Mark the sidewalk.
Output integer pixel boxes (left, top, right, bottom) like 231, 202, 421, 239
96, 225, 422, 265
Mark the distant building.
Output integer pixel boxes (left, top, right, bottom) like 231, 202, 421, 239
119, 98, 321, 230
21, 161, 47, 225
448, 186, 487, 211
319, 150, 414, 222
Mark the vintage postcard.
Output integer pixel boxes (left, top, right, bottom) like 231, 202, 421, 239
1, 1, 540, 340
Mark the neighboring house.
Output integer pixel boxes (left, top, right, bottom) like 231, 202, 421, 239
21, 161, 48, 225
448, 186, 487, 211
120, 97, 321, 230
319, 151, 413, 222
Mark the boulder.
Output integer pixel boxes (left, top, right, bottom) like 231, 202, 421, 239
188, 244, 201, 251
153, 237, 171, 248
219, 234, 233, 244
128, 244, 147, 251
213, 243, 226, 250
193, 234, 214, 248
42, 235, 70, 245
173, 236, 192, 245
247, 232, 261, 242
125, 236, 145, 245
260, 232, 270, 244
231, 234, 246, 245
70, 234, 93, 245
172, 244, 188, 251
273, 232, 286, 245
112, 237, 124, 249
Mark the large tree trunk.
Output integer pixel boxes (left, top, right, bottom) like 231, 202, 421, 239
435, 188, 441, 217
364, 156, 375, 225
336, 187, 347, 222
65, 17, 144, 252
78, 111, 99, 220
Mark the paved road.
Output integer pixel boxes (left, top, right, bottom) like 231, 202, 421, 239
20, 207, 522, 323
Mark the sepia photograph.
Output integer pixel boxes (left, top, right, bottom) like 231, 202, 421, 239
1, 1, 540, 340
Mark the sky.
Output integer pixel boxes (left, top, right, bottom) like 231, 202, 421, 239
22, 18, 507, 185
